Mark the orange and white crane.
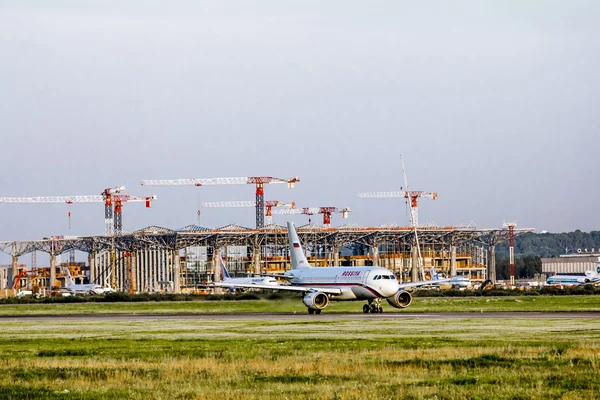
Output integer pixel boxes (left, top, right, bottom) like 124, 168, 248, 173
141, 176, 299, 228
357, 191, 437, 227
272, 207, 351, 227
0, 186, 156, 235
201, 200, 295, 226
357, 159, 437, 228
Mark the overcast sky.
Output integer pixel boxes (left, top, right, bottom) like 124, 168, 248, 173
0, 1, 598, 246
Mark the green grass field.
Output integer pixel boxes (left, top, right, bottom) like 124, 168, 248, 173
1, 297, 599, 399
1, 316, 599, 399
0, 295, 599, 316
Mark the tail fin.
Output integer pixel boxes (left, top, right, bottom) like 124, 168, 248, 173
220, 257, 231, 279
287, 222, 311, 269
429, 267, 440, 280
64, 266, 74, 286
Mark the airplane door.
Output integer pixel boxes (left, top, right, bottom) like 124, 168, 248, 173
362, 271, 370, 286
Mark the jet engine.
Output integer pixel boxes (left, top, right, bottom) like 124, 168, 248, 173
303, 292, 329, 310
386, 290, 413, 309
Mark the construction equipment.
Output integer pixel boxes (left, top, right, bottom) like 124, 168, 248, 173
12, 270, 26, 290
357, 191, 437, 227
201, 200, 295, 225
141, 176, 299, 228
0, 187, 157, 235
273, 207, 351, 227
357, 160, 437, 228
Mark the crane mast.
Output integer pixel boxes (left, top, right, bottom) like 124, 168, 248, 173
141, 176, 299, 229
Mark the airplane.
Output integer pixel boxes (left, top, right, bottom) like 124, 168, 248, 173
545, 265, 600, 287
449, 275, 472, 288
421, 269, 471, 289
215, 221, 451, 314
429, 269, 472, 289
62, 266, 107, 295
213, 257, 278, 291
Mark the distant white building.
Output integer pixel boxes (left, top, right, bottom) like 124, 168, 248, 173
542, 254, 600, 275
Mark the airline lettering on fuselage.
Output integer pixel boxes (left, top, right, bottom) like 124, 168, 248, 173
341, 271, 361, 277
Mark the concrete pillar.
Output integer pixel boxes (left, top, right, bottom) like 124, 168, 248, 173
411, 246, 419, 282
110, 246, 117, 289
487, 244, 496, 283
172, 250, 181, 293
131, 252, 138, 293
88, 252, 96, 285
50, 254, 56, 289
212, 247, 221, 283
11, 254, 18, 290
253, 246, 261, 275
450, 245, 457, 277
333, 245, 339, 267
372, 245, 380, 266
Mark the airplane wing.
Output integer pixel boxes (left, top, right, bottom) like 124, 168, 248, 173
213, 282, 342, 295
398, 278, 452, 289
228, 272, 294, 280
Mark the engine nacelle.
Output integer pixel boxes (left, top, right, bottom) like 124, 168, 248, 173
303, 291, 329, 310
386, 290, 413, 309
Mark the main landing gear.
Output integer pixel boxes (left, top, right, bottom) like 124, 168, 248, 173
308, 308, 322, 314
363, 298, 383, 314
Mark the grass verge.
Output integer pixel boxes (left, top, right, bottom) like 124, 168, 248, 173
0, 317, 599, 399
0, 295, 599, 316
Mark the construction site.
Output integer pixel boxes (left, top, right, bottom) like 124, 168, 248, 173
0, 175, 533, 296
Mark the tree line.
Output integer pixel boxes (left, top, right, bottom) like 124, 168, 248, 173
494, 230, 599, 279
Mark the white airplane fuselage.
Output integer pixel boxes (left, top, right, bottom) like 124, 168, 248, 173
449, 277, 471, 288
66, 284, 105, 295
545, 274, 600, 287
285, 266, 400, 300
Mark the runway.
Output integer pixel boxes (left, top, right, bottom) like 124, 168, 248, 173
0, 311, 597, 322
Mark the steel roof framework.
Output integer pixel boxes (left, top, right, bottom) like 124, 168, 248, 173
0, 226, 534, 258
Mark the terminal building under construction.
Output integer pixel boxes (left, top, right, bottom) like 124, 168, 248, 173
0, 222, 531, 295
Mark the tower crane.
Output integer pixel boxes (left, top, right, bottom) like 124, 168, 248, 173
357, 159, 437, 228
201, 200, 295, 226
272, 207, 351, 227
0, 187, 156, 236
357, 191, 436, 227
141, 176, 299, 229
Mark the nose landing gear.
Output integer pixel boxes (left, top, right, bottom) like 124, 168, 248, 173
363, 299, 383, 313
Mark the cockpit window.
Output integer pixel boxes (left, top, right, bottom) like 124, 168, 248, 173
390, 275, 396, 280
374, 275, 381, 280
382, 275, 390, 279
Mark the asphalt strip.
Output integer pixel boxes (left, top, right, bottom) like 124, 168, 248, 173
0, 311, 598, 321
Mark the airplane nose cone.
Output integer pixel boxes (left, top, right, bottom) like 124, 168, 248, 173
383, 280, 400, 297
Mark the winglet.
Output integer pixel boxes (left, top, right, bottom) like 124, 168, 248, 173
287, 222, 311, 269
220, 257, 231, 279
